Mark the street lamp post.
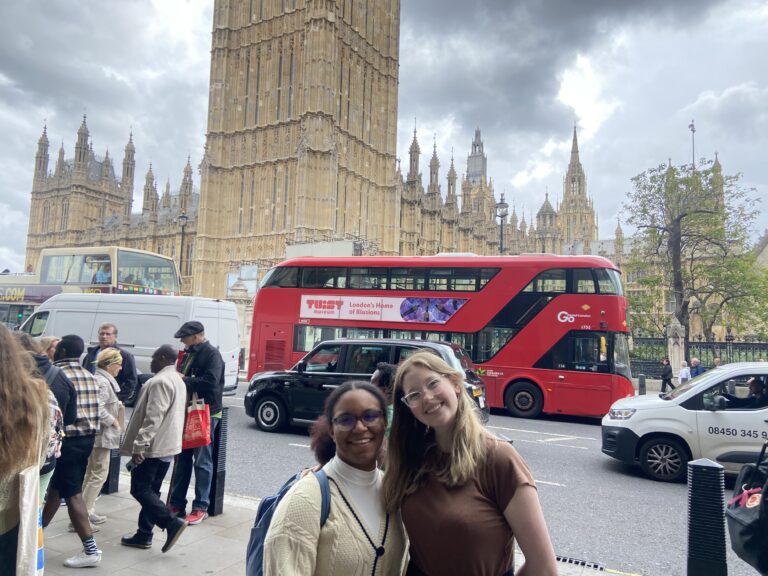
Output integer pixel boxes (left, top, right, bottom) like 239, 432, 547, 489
495, 192, 509, 255
178, 211, 189, 278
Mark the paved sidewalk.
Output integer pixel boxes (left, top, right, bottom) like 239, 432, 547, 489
42, 474, 257, 576
41, 472, 635, 576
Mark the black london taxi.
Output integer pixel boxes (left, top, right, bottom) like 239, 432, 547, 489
244, 338, 489, 432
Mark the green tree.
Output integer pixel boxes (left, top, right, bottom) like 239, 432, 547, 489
623, 158, 764, 353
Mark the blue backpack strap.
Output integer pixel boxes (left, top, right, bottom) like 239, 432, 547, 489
314, 469, 331, 527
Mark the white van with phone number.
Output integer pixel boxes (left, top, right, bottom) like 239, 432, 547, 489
601, 362, 768, 482
20, 293, 241, 402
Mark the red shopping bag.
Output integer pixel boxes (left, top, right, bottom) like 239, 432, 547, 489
182, 393, 211, 450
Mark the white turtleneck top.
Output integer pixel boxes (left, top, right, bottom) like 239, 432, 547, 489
323, 455, 383, 535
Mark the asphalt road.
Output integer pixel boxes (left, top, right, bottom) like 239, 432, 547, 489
220, 383, 755, 576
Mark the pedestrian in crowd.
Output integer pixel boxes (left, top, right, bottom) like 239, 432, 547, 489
264, 381, 407, 575
0, 325, 50, 575
14, 333, 76, 502
690, 357, 706, 377
713, 356, 722, 368
120, 345, 188, 552
660, 357, 674, 393
83, 323, 138, 404
371, 361, 397, 435
383, 351, 558, 576
80, 348, 123, 526
679, 360, 691, 384
43, 334, 103, 568
39, 335, 61, 361
168, 321, 224, 525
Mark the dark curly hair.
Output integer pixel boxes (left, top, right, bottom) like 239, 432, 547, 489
309, 380, 386, 465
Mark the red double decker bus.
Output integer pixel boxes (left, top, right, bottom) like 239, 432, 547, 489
248, 254, 633, 418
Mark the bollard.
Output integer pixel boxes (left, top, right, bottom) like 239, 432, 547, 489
100, 447, 121, 494
207, 406, 228, 517
687, 458, 727, 576
638, 373, 646, 395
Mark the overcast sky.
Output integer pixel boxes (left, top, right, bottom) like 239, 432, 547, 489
1, 0, 766, 271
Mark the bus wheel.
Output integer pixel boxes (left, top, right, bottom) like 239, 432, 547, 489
254, 396, 287, 432
639, 437, 688, 482
504, 382, 543, 419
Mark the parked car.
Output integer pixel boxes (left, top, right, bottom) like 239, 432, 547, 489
245, 338, 489, 432
601, 362, 768, 482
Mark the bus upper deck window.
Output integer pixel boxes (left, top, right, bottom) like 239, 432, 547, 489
300, 267, 346, 289
349, 268, 387, 289
523, 269, 566, 293
479, 268, 499, 289
261, 266, 299, 288
573, 269, 596, 293
390, 268, 426, 290
594, 268, 623, 295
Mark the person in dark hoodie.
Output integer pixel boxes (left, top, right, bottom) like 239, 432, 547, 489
14, 332, 77, 501
82, 322, 138, 404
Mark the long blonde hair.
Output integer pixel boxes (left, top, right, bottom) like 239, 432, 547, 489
0, 324, 50, 476
382, 351, 488, 512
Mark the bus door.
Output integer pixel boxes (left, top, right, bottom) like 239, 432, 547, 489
536, 331, 612, 416
255, 323, 291, 373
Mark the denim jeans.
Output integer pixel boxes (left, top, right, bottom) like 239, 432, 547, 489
170, 416, 220, 512
130, 458, 173, 536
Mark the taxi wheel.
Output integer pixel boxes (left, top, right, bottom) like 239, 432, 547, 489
504, 381, 543, 419
639, 437, 689, 482
254, 396, 287, 432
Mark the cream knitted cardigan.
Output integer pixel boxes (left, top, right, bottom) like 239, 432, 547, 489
264, 468, 407, 576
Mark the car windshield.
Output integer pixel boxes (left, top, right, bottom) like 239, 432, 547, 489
663, 367, 725, 399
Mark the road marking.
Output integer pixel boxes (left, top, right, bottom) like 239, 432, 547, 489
537, 480, 566, 487
488, 425, 597, 441
541, 436, 579, 442
289, 443, 310, 448
514, 438, 588, 450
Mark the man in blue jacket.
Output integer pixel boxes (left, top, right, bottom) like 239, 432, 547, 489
690, 357, 706, 378
168, 321, 224, 526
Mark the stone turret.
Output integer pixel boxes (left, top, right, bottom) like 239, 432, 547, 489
34, 125, 50, 184
180, 156, 194, 213
73, 115, 89, 175
407, 127, 421, 184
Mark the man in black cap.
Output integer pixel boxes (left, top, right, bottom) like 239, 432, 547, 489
168, 321, 225, 525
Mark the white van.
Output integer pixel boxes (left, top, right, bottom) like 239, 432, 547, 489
20, 293, 241, 395
601, 362, 768, 482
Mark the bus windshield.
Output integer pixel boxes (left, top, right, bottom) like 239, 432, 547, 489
117, 250, 179, 293
40, 253, 111, 285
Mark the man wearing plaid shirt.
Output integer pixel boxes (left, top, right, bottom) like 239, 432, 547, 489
42, 334, 103, 568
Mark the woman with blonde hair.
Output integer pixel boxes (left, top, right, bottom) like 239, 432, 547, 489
382, 352, 557, 576
80, 348, 122, 526
0, 324, 50, 574
38, 336, 60, 361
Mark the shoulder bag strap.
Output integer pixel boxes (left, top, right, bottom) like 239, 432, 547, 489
314, 469, 331, 527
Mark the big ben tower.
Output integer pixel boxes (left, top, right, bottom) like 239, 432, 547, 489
193, 1, 401, 297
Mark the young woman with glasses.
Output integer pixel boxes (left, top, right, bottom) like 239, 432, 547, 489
383, 352, 557, 576
264, 380, 407, 575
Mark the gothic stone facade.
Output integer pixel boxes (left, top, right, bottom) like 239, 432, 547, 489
26, 118, 198, 285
